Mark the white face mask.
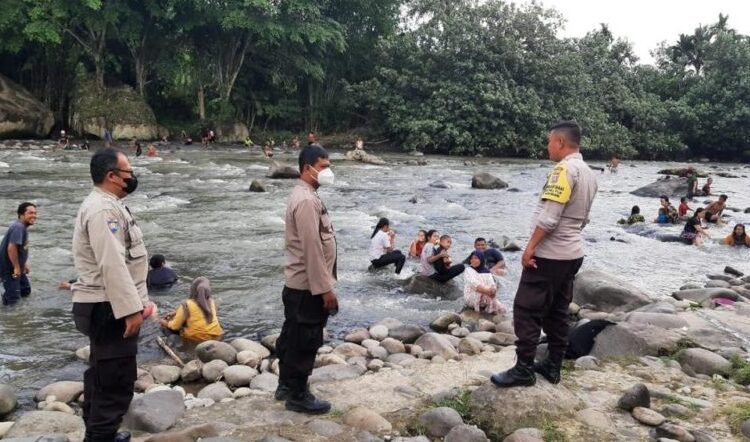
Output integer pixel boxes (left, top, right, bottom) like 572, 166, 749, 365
313, 167, 335, 186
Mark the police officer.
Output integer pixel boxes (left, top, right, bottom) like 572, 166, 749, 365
72, 148, 153, 441
274, 144, 338, 414
492, 121, 597, 388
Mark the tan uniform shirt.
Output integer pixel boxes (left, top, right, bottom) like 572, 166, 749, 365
284, 180, 337, 295
71, 187, 149, 319
532, 152, 598, 260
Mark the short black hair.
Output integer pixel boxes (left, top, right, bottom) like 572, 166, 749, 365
549, 120, 582, 145
91, 148, 124, 184
680, 197, 687, 202
439, 234, 451, 241
474, 237, 486, 244
17, 202, 36, 216
149, 254, 166, 269
631, 205, 640, 215
298, 145, 329, 172
719, 194, 728, 201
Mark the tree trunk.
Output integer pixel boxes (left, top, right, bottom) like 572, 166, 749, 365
135, 55, 146, 97
198, 84, 206, 121
221, 33, 250, 102
94, 55, 105, 90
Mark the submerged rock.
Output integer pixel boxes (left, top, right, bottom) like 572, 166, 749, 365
471, 172, 508, 189
631, 177, 688, 198
248, 180, 266, 192
267, 162, 300, 179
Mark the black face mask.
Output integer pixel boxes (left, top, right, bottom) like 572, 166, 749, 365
120, 173, 138, 194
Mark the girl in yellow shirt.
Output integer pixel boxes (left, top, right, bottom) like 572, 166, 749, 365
160, 277, 223, 342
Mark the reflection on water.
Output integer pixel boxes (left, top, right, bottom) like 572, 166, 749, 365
1, 146, 750, 406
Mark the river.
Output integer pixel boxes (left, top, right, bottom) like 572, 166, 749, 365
1, 145, 749, 407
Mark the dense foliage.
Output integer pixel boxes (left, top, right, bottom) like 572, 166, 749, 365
1, 0, 749, 159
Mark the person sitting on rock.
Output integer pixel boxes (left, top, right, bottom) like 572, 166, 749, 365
463, 251, 505, 315
430, 234, 465, 283
147, 254, 178, 290
681, 208, 710, 246
369, 217, 406, 274
722, 223, 750, 247
702, 177, 713, 196
159, 277, 223, 342
678, 197, 691, 218
420, 229, 441, 276
408, 229, 427, 258
704, 194, 727, 224
618, 205, 645, 225
463, 237, 506, 276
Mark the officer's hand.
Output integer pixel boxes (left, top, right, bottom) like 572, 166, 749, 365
12, 267, 20, 279
521, 248, 537, 269
321, 291, 338, 312
123, 312, 144, 338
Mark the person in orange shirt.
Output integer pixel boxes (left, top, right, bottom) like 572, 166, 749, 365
160, 277, 222, 342
723, 224, 750, 247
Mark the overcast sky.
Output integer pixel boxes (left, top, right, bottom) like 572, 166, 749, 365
528, 0, 750, 64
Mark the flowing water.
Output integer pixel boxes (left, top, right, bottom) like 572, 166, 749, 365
1, 146, 750, 406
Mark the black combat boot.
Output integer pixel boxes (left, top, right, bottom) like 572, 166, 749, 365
533, 357, 563, 384
490, 360, 536, 388
274, 381, 292, 401
114, 432, 132, 442
285, 381, 331, 414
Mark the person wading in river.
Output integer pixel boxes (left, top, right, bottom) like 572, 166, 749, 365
274, 145, 338, 414
492, 120, 597, 388
1, 202, 37, 305
71, 148, 154, 442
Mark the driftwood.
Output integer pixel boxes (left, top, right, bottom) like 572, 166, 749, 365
156, 336, 185, 367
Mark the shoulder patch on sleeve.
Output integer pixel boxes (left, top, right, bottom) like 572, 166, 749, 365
541, 162, 572, 203
107, 219, 120, 234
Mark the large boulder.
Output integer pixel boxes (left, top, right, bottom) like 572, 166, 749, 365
676, 348, 731, 377
405, 275, 462, 300
469, 381, 583, 436
35, 381, 84, 404
658, 167, 707, 177
573, 270, 651, 313
624, 312, 689, 329
215, 122, 249, 143
69, 79, 158, 140
345, 149, 386, 165
123, 390, 185, 433
672, 288, 741, 307
471, 172, 508, 189
414, 333, 458, 360
4, 411, 84, 441
0, 74, 54, 138
196, 340, 237, 364
590, 322, 684, 358
0, 384, 17, 416
630, 177, 688, 198
267, 162, 301, 179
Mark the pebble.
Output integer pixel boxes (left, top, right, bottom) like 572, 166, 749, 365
632, 406, 666, 426
380, 338, 406, 354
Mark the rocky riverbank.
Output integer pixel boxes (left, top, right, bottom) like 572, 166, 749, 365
1, 265, 750, 441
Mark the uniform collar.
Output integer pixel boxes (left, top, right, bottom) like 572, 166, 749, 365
93, 186, 120, 201
562, 152, 583, 161
297, 179, 318, 193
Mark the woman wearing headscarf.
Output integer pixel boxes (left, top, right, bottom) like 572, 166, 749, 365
463, 251, 505, 314
160, 277, 223, 342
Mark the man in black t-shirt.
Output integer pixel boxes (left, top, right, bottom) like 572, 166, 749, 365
464, 237, 506, 276
1, 202, 37, 305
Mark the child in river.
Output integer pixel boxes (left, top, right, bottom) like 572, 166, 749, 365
408, 230, 427, 258
431, 234, 465, 283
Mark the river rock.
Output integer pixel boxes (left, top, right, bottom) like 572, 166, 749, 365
469, 381, 582, 435
222, 365, 258, 387
707, 274, 733, 282
631, 177, 688, 198
306, 419, 344, 437
180, 359, 203, 382
0, 384, 17, 416
0, 422, 13, 438
458, 337, 483, 355
368, 346, 388, 360
388, 324, 425, 343
202, 360, 229, 382
367, 359, 384, 372
415, 333, 459, 360
267, 162, 300, 179
315, 353, 347, 367
123, 390, 184, 433
345, 328, 371, 344
236, 350, 262, 368
574, 355, 599, 370
705, 280, 731, 288
75, 345, 90, 363
150, 365, 181, 384
624, 312, 689, 329
419, 407, 464, 437
249, 372, 278, 392
617, 383, 650, 411
651, 423, 696, 442
590, 322, 683, 358
632, 406, 665, 426
451, 327, 470, 338
380, 338, 406, 354
467, 331, 493, 342
672, 288, 740, 306
444, 424, 489, 442
230, 338, 271, 359
0, 74, 54, 138
334, 343, 369, 358
661, 403, 691, 418
724, 266, 744, 277
248, 180, 266, 192
405, 275, 462, 300
430, 313, 462, 332
430, 180, 451, 189
369, 324, 389, 340
197, 341, 237, 364
215, 121, 249, 142
387, 353, 416, 366
488, 332, 517, 346
197, 382, 232, 402
574, 408, 612, 431
35, 382, 83, 404
261, 333, 279, 352
135, 369, 155, 392
4, 411, 84, 441
471, 172, 508, 189
143, 423, 219, 442
345, 149, 386, 165
633, 301, 677, 315
502, 428, 544, 442
343, 407, 392, 434
676, 348, 731, 376
309, 364, 366, 384
573, 270, 651, 313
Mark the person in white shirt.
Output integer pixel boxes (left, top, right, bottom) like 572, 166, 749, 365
419, 229, 441, 276
369, 218, 406, 274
